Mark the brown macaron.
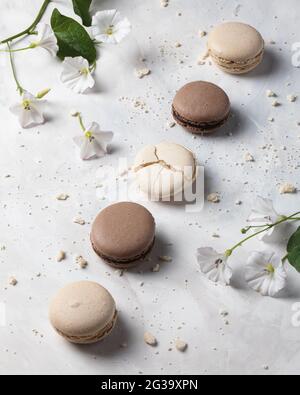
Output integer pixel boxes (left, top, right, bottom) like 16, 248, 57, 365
172, 81, 231, 134
91, 202, 156, 268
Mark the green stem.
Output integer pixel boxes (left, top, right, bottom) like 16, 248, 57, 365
0, 46, 33, 53
226, 211, 300, 256
78, 114, 86, 132
8, 43, 24, 95
0, 0, 52, 44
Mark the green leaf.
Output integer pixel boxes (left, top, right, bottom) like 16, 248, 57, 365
72, 0, 92, 27
287, 226, 300, 253
287, 245, 300, 273
51, 8, 96, 64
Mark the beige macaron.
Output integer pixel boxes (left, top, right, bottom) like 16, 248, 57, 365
207, 22, 264, 74
134, 141, 197, 201
49, 281, 117, 344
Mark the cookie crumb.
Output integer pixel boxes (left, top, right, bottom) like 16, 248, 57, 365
57, 251, 66, 262
175, 339, 188, 352
9, 277, 18, 286
287, 94, 297, 103
56, 193, 69, 201
158, 255, 173, 262
245, 153, 255, 162
266, 90, 277, 98
152, 264, 160, 272
73, 217, 86, 225
199, 30, 207, 38
207, 193, 220, 203
75, 255, 88, 269
279, 183, 297, 194
144, 332, 157, 346
174, 42, 182, 48
135, 68, 151, 79
272, 100, 280, 107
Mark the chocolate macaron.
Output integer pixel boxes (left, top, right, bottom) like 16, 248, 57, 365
91, 202, 155, 268
208, 22, 264, 74
172, 81, 230, 134
49, 281, 117, 344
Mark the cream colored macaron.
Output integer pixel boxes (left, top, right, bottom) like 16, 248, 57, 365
207, 22, 264, 74
49, 281, 117, 344
133, 141, 197, 201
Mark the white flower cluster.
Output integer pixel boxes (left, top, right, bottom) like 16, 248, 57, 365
197, 197, 289, 297
9, 10, 131, 128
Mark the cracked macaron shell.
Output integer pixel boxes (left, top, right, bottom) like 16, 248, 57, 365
208, 22, 264, 70
134, 142, 197, 200
91, 202, 156, 264
49, 281, 117, 343
172, 82, 230, 132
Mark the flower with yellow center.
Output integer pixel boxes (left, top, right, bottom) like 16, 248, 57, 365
246, 251, 287, 297
61, 57, 95, 94
91, 9, 131, 44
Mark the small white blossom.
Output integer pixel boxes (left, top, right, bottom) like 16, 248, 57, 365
73, 122, 113, 160
245, 251, 287, 297
197, 247, 232, 285
91, 10, 131, 44
248, 196, 284, 242
30, 23, 58, 56
10, 91, 45, 128
61, 57, 95, 94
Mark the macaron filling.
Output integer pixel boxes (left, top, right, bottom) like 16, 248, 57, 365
53, 310, 118, 344
91, 234, 155, 267
172, 106, 230, 132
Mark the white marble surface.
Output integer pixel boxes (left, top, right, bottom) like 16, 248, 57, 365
0, 0, 300, 375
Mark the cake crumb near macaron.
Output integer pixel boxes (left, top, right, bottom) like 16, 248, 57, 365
144, 332, 158, 346
135, 68, 151, 79
73, 217, 86, 225
207, 193, 221, 203
175, 339, 188, 352
9, 276, 18, 286
56, 193, 69, 201
279, 183, 297, 194
57, 251, 66, 262
75, 255, 88, 269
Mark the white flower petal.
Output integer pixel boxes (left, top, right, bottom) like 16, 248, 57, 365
248, 196, 279, 223
33, 23, 58, 56
113, 18, 131, 43
73, 123, 113, 161
61, 57, 95, 94
10, 91, 45, 128
197, 247, 232, 285
91, 9, 131, 44
245, 251, 287, 297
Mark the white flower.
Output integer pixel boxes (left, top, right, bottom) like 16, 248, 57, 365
196, 247, 233, 285
61, 57, 95, 94
30, 23, 58, 56
248, 196, 284, 242
10, 91, 45, 128
73, 122, 113, 160
91, 10, 131, 44
245, 251, 287, 297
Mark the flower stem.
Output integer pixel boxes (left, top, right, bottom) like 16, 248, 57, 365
77, 114, 86, 132
0, 46, 33, 53
8, 44, 24, 95
226, 211, 300, 256
0, 0, 52, 44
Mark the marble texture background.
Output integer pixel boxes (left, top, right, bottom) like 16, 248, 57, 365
0, 0, 299, 375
